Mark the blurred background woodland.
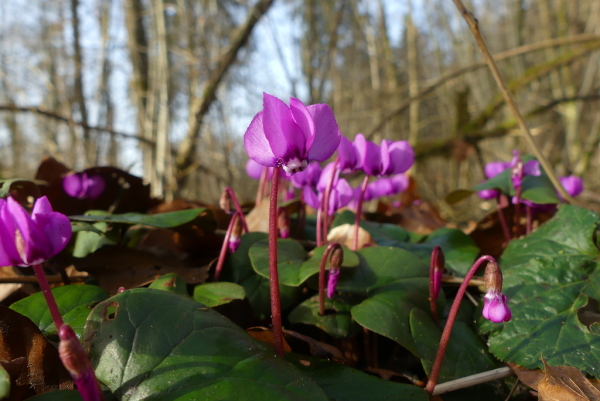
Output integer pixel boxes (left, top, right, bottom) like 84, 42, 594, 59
1, 0, 599, 222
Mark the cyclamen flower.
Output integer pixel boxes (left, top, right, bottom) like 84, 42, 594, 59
303, 178, 352, 215
291, 162, 322, 189
482, 292, 512, 323
354, 134, 414, 176
337, 136, 361, 174
244, 93, 341, 175
559, 175, 583, 200
478, 150, 540, 200
0, 196, 72, 267
63, 172, 106, 200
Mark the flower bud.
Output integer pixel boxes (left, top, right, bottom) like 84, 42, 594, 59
219, 189, 232, 214
327, 244, 343, 299
431, 246, 445, 299
482, 259, 511, 323
228, 213, 243, 253
484, 260, 503, 294
329, 245, 344, 271
59, 324, 104, 401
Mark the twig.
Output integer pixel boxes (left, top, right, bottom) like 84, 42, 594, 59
451, 0, 573, 203
432, 366, 514, 396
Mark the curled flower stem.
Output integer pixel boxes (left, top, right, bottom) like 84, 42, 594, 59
269, 167, 285, 357
213, 211, 239, 282
33, 263, 64, 330
353, 175, 370, 251
425, 255, 497, 396
225, 187, 249, 233
318, 242, 341, 316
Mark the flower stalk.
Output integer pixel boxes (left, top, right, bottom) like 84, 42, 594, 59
268, 167, 285, 357
429, 247, 444, 325
353, 176, 370, 251
425, 255, 510, 395
213, 211, 243, 282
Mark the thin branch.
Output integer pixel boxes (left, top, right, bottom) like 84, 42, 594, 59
0, 104, 151, 144
366, 34, 600, 138
451, 0, 573, 203
432, 367, 514, 396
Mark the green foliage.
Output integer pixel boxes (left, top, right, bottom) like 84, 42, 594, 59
10, 284, 108, 338
193, 282, 246, 307
481, 205, 600, 376
149, 273, 189, 296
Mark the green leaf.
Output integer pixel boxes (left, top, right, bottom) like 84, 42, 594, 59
70, 208, 216, 230
285, 353, 428, 401
72, 211, 116, 258
193, 282, 245, 307
221, 232, 299, 319
249, 239, 309, 286
336, 247, 428, 295
86, 289, 329, 401
410, 308, 497, 380
25, 390, 84, 401
351, 279, 431, 356
0, 364, 9, 399
149, 273, 189, 296
288, 295, 361, 338
483, 205, 600, 376
11, 284, 108, 338
0, 179, 41, 199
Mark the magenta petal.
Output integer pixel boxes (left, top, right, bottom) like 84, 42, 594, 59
244, 111, 278, 167
483, 294, 511, 323
6, 197, 50, 265
302, 186, 320, 210
32, 196, 53, 215
246, 159, 265, 180
484, 162, 510, 179
63, 173, 84, 198
306, 104, 340, 162
263, 93, 305, 161
478, 188, 499, 200
289, 98, 314, 145
384, 141, 414, 175
33, 212, 72, 258
316, 162, 338, 192
86, 176, 105, 200
361, 140, 383, 176
327, 269, 340, 299
390, 174, 409, 194
560, 175, 583, 198
523, 160, 541, 177
337, 136, 359, 174
0, 199, 18, 266
328, 178, 352, 214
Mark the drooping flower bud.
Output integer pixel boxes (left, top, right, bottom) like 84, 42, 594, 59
277, 207, 290, 239
482, 260, 511, 323
58, 324, 104, 401
431, 246, 445, 299
228, 213, 243, 253
219, 188, 232, 214
327, 245, 343, 299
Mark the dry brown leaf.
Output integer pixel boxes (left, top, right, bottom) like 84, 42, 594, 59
536, 358, 600, 401
246, 327, 292, 353
282, 328, 350, 364
245, 200, 271, 233
0, 306, 73, 399
327, 223, 374, 249
73, 245, 209, 294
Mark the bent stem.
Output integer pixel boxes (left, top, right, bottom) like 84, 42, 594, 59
353, 175, 370, 251
425, 255, 497, 396
269, 166, 285, 357
321, 158, 340, 244
33, 263, 64, 330
225, 187, 249, 233
496, 195, 511, 243
213, 211, 239, 282
318, 242, 341, 316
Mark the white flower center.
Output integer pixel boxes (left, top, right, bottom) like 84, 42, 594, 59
283, 158, 308, 175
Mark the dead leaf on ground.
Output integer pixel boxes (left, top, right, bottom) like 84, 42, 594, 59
327, 223, 374, 249
246, 327, 292, 353
282, 328, 350, 364
511, 359, 600, 401
0, 306, 73, 399
72, 245, 209, 295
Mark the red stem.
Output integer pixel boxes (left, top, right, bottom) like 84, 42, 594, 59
353, 176, 370, 251
256, 167, 268, 206
429, 253, 439, 326
33, 263, 64, 330
322, 158, 340, 245
316, 196, 324, 247
513, 186, 521, 238
425, 255, 497, 395
318, 242, 340, 316
213, 212, 238, 282
268, 167, 285, 357
225, 188, 248, 233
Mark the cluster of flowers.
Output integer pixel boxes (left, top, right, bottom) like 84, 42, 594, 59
245, 94, 414, 217
478, 150, 583, 204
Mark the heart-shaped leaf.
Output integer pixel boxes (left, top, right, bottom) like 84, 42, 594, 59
149, 273, 189, 296
193, 282, 245, 307
481, 205, 600, 376
10, 284, 108, 338
288, 295, 361, 338
70, 208, 216, 230
85, 288, 329, 400
249, 239, 309, 286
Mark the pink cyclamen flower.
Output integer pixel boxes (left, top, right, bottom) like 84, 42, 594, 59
337, 136, 361, 174
244, 93, 341, 175
0, 196, 72, 267
63, 173, 106, 200
327, 268, 340, 299
290, 161, 322, 189
558, 175, 583, 200
482, 292, 512, 323
59, 324, 104, 401
303, 178, 352, 215
354, 134, 414, 177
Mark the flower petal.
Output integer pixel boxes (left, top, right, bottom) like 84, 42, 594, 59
289, 98, 314, 146
337, 136, 359, 174
382, 140, 414, 175
244, 111, 278, 167
559, 175, 583, 198
86, 175, 106, 200
6, 197, 50, 265
246, 159, 265, 180
484, 161, 509, 179
32, 197, 72, 258
63, 173, 84, 198
306, 104, 340, 162
302, 186, 320, 210
263, 93, 305, 161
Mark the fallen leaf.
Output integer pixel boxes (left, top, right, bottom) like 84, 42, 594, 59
327, 223, 374, 249
73, 245, 209, 294
282, 328, 350, 364
246, 327, 292, 353
0, 306, 73, 399
536, 358, 600, 401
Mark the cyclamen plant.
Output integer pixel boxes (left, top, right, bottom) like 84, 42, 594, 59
244, 92, 341, 357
